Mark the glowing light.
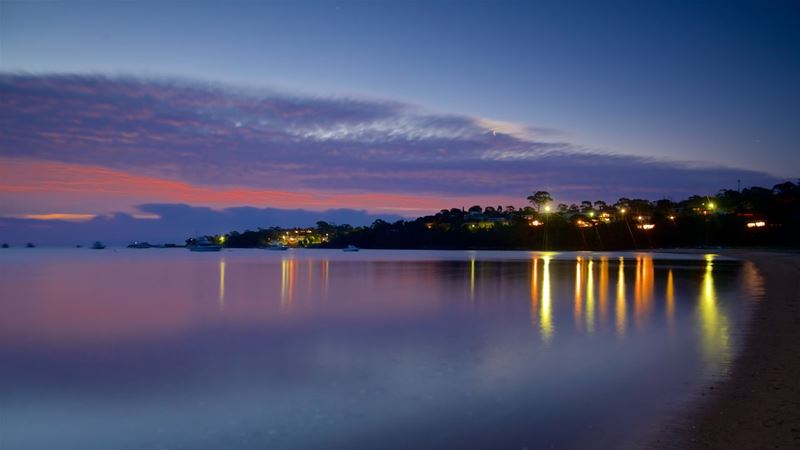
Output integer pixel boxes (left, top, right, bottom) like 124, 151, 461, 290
588, 211, 595, 218
616, 257, 626, 338
218, 259, 226, 307
586, 259, 595, 334
636, 223, 656, 230
218, 235, 226, 244
322, 258, 330, 299
666, 269, 675, 331
668, 215, 676, 220
633, 256, 654, 330
741, 260, 764, 299
530, 257, 539, 330
599, 257, 609, 324
575, 258, 583, 331
469, 256, 476, 300
530, 220, 543, 227
746, 221, 766, 228
698, 255, 731, 365
281, 257, 295, 307
541, 256, 553, 343
707, 202, 716, 210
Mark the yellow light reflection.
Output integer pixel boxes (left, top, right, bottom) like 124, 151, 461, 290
322, 258, 330, 299
530, 257, 539, 327
698, 255, 731, 365
281, 257, 295, 307
634, 256, 655, 330
469, 256, 476, 301
574, 257, 583, 332
666, 269, 675, 331
634, 257, 641, 318
586, 259, 595, 334
616, 257, 626, 338
599, 257, 609, 325
281, 258, 288, 304
307, 259, 313, 292
540, 256, 553, 343
218, 259, 226, 308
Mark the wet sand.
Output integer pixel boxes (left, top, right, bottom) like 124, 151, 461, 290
654, 250, 800, 449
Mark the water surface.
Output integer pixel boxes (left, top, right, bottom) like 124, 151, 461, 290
0, 249, 763, 449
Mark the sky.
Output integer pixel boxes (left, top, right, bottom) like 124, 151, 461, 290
0, 0, 798, 243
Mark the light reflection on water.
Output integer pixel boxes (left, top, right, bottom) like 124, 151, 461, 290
617, 256, 627, 338
0, 249, 763, 450
698, 255, 731, 367
219, 259, 226, 307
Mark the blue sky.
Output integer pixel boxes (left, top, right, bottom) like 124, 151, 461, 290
3, 0, 798, 175
0, 0, 797, 241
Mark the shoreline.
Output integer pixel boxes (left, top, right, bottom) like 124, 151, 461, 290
653, 250, 800, 449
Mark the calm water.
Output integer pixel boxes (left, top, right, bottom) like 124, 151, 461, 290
0, 249, 764, 450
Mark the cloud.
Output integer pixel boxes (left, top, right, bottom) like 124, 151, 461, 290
0, 204, 404, 246
0, 157, 509, 217
0, 73, 783, 214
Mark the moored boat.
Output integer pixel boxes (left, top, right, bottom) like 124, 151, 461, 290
264, 243, 289, 251
91, 241, 106, 249
342, 245, 359, 252
188, 237, 223, 252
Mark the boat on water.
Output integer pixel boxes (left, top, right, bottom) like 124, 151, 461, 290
1, 243, 8, 249
264, 243, 289, 251
91, 241, 106, 250
26, 243, 35, 248
127, 241, 153, 249
188, 237, 223, 252
342, 245, 360, 252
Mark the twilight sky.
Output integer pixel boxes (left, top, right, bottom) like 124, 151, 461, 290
0, 0, 798, 242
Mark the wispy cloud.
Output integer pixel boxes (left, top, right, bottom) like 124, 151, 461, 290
15, 213, 96, 221
0, 73, 781, 218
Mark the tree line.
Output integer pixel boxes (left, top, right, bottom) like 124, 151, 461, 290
202, 181, 800, 250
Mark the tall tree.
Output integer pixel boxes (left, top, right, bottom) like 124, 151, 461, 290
527, 191, 553, 212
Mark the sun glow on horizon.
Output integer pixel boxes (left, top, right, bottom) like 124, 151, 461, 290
15, 213, 97, 221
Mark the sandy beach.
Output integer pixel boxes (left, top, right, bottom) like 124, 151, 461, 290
655, 250, 800, 449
